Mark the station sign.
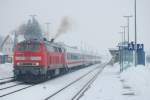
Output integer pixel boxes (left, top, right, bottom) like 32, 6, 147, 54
128, 43, 134, 50
128, 42, 144, 51
137, 44, 144, 51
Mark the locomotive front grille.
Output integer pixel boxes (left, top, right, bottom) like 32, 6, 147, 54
22, 62, 33, 66
17, 62, 39, 66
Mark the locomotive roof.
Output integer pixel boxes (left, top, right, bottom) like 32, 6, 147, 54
17, 39, 97, 56
18, 39, 42, 43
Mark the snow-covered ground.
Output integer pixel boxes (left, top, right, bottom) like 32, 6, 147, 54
0, 63, 13, 79
1, 62, 150, 100
81, 63, 150, 100
0, 63, 101, 100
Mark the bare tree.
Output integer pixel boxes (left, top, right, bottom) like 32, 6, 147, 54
16, 18, 43, 40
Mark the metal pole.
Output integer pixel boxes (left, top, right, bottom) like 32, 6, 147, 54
119, 32, 124, 72
12, 31, 18, 51
120, 26, 127, 42
123, 16, 132, 43
120, 26, 127, 71
121, 32, 124, 72
134, 0, 137, 66
45, 22, 51, 40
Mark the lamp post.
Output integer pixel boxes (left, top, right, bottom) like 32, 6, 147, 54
134, 0, 137, 66
45, 22, 51, 40
119, 31, 124, 72
120, 26, 127, 70
123, 16, 132, 43
120, 26, 127, 43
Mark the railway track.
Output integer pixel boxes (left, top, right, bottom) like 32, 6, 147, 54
44, 63, 106, 100
0, 63, 106, 99
0, 83, 35, 98
0, 77, 15, 85
0, 82, 23, 91
0, 65, 94, 98
0, 77, 14, 80
71, 64, 105, 100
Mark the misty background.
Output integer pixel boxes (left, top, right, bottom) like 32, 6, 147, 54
0, 0, 149, 55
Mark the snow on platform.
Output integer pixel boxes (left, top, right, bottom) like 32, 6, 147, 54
81, 63, 150, 100
0, 63, 13, 79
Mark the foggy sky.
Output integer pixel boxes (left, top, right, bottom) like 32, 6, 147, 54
0, 0, 150, 55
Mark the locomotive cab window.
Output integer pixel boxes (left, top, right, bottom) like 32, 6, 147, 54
17, 42, 40, 52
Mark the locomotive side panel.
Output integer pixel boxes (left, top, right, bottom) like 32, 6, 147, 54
45, 42, 66, 70
13, 39, 101, 82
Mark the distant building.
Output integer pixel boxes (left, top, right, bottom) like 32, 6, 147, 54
117, 41, 134, 64
0, 35, 14, 57
109, 41, 133, 65
108, 48, 119, 65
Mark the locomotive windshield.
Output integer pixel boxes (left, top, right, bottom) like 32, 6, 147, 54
17, 42, 40, 52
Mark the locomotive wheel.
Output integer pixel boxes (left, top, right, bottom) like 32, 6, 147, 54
14, 75, 22, 81
60, 68, 68, 75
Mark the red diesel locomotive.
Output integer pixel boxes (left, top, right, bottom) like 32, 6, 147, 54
13, 39, 100, 81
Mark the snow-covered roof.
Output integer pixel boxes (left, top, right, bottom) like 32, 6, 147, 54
108, 48, 118, 51
117, 41, 128, 47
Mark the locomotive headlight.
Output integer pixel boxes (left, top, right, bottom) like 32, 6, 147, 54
30, 56, 41, 60
35, 62, 39, 66
17, 62, 21, 66
16, 56, 25, 60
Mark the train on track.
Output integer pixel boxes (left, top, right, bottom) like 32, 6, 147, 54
13, 39, 101, 82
